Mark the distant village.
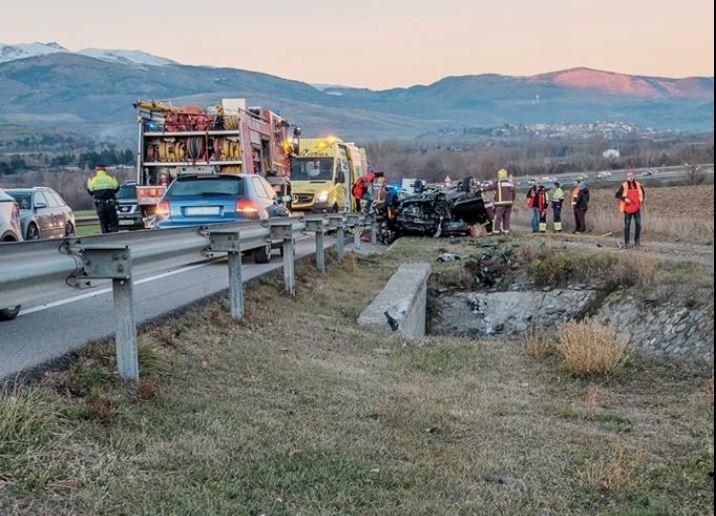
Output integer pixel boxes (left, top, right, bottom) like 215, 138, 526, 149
429, 121, 672, 140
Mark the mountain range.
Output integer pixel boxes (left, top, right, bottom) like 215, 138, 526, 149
0, 42, 712, 143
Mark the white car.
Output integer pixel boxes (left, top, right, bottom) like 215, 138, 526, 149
597, 171, 613, 179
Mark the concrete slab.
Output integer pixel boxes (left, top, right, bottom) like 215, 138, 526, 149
357, 262, 431, 338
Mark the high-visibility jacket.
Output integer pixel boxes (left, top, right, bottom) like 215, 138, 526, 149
570, 186, 580, 207
552, 187, 565, 207
616, 180, 645, 214
493, 178, 515, 206
87, 170, 119, 192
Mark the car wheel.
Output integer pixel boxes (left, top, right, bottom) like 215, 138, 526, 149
253, 244, 272, 264
26, 223, 40, 240
0, 306, 21, 321
65, 222, 75, 236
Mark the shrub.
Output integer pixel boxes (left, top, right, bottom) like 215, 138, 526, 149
556, 320, 629, 375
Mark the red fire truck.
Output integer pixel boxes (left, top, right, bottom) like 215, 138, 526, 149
133, 98, 299, 225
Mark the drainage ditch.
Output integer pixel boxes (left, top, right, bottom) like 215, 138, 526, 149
426, 241, 714, 365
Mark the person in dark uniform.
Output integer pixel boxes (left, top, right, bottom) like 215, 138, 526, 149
87, 165, 120, 233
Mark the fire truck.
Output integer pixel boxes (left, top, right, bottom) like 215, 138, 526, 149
133, 98, 299, 224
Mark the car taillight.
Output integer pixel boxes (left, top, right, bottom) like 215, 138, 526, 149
12, 202, 20, 223
236, 198, 259, 217
155, 200, 170, 218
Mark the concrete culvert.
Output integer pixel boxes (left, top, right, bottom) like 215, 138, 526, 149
431, 287, 597, 338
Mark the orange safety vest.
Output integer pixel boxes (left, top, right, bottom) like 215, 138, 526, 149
570, 186, 579, 207
618, 181, 644, 214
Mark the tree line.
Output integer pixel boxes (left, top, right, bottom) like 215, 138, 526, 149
0, 148, 134, 175
365, 133, 714, 183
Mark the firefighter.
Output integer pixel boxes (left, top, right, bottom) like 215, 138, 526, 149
351, 172, 375, 213
570, 180, 581, 232
87, 165, 120, 233
488, 168, 514, 236
526, 179, 549, 233
615, 171, 646, 248
551, 181, 565, 232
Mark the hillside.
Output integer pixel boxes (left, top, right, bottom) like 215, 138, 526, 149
0, 51, 712, 142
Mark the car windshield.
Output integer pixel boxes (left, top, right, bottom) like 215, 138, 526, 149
117, 184, 137, 200
291, 158, 334, 181
7, 191, 32, 210
167, 177, 245, 198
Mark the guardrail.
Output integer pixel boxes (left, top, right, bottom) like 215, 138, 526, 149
75, 215, 99, 227
0, 213, 377, 381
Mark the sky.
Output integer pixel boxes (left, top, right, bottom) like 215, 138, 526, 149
1, 0, 713, 89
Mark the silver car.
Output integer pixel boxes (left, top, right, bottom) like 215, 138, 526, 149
6, 187, 76, 239
0, 187, 23, 320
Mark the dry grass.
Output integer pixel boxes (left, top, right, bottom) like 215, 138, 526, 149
521, 326, 555, 358
557, 320, 630, 375
584, 384, 600, 418
0, 386, 61, 458
578, 441, 645, 493
512, 184, 715, 244
0, 236, 713, 514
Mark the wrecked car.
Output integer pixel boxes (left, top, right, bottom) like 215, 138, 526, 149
393, 180, 491, 237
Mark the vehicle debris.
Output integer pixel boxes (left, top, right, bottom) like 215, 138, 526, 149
437, 252, 461, 263
393, 180, 491, 238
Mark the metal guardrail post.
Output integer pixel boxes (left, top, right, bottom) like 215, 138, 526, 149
209, 230, 244, 319
270, 220, 295, 296
328, 214, 345, 262
369, 214, 378, 245
75, 244, 139, 381
345, 213, 360, 250
304, 216, 327, 273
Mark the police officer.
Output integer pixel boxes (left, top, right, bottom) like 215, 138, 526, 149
87, 165, 120, 233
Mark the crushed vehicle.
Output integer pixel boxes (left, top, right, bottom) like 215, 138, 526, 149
392, 179, 492, 238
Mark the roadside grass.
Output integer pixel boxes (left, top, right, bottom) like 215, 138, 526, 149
511, 184, 715, 244
73, 224, 100, 237
518, 239, 656, 289
0, 237, 713, 514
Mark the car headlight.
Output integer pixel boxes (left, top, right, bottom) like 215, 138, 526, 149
317, 190, 330, 203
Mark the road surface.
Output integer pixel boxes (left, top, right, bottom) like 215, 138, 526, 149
0, 236, 337, 380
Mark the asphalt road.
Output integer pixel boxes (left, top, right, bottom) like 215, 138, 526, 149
0, 236, 334, 380
512, 164, 714, 189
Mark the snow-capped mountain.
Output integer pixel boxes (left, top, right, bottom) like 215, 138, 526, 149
78, 48, 177, 66
0, 42, 176, 66
0, 42, 68, 63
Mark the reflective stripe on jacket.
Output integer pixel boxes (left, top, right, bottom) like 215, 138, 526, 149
494, 178, 514, 206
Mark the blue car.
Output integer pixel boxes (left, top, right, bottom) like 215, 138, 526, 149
154, 173, 290, 263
